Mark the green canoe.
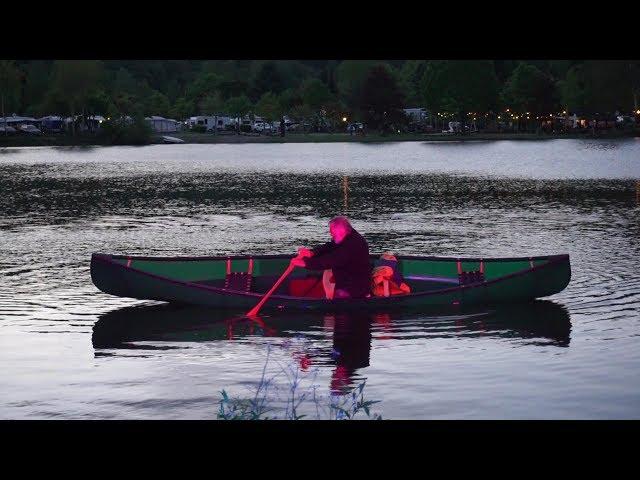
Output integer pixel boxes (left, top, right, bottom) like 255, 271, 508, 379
90, 252, 571, 311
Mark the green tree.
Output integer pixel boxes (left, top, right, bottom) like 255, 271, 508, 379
501, 63, 559, 114
558, 64, 587, 114
168, 96, 195, 121
548, 60, 576, 80
314, 60, 340, 93
200, 92, 224, 115
335, 60, 382, 109
629, 61, 640, 110
224, 95, 252, 133
250, 61, 286, 100
359, 65, 405, 133
300, 78, 334, 131
216, 79, 249, 100
22, 60, 52, 116
583, 60, 634, 113
559, 61, 635, 115
0, 60, 21, 135
98, 113, 152, 145
493, 60, 519, 83
112, 67, 139, 95
276, 61, 314, 91
111, 91, 137, 117
255, 92, 281, 123
185, 72, 222, 107
278, 88, 302, 114
86, 89, 113, 119
323, 98, 349, 131
289, 103, 313, 130
420, 60, 499, 129
49, 60, 105, 135
399, 60, 428, 106
145, 90, 171, 117
301, 78, 332, 111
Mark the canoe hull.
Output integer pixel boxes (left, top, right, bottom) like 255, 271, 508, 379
90, 253, 571, 311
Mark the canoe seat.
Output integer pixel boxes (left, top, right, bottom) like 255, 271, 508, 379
224, 272, 253, 292
458, 270, 485, 285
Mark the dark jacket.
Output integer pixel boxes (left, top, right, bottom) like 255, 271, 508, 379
303, 228, 371, 298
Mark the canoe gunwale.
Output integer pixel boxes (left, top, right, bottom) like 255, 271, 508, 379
104, 252, 569, 264
91, 252, 570, 304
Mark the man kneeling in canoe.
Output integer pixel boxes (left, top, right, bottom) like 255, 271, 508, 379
290, 216, 371, 299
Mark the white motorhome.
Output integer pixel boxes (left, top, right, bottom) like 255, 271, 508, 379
188, 115, 235, 131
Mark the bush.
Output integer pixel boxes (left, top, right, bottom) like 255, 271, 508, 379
97, 116, 153, 145
191, 124, 207, 133
240, 124, 252, 133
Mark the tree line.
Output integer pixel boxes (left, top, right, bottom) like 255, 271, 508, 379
1, 60, 638, 133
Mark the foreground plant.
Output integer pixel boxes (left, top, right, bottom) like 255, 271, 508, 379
216, 343, 382, 420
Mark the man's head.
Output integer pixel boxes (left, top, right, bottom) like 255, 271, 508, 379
329, 216, 353, 244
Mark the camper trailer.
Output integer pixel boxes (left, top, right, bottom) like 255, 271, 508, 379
188, 115, 235, 132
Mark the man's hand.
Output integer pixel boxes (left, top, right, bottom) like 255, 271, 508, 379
290, 256, 306, 268
297, 247, 313, 258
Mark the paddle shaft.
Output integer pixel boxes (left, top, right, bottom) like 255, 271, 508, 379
246, 263, 295, 317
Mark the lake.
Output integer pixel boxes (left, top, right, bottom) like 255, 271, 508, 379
1, 139, 639, 419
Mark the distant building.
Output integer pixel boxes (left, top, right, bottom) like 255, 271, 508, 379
145, 116, 182, 133
403, 108, 429, 123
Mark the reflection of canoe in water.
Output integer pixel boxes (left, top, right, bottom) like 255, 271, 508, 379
91, 300, 571, 350
92, 301, 570, 396
91, 253, 570, 311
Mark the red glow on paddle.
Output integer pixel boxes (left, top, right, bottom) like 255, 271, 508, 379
299, 355, 311, 371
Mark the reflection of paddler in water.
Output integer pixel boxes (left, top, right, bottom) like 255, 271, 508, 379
324, 312, 373, 394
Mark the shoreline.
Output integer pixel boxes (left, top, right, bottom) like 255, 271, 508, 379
1, 130, 638, 148
173, 131, 640, 144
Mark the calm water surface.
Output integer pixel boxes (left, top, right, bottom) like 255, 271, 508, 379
1, 139, 639, 419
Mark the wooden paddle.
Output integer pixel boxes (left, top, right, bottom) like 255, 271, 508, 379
246, 261, 296, 317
